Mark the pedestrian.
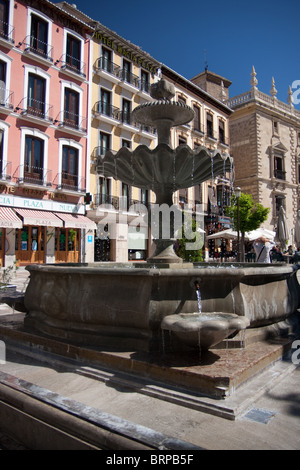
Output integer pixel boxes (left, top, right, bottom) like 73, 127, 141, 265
253, 237, 275, 263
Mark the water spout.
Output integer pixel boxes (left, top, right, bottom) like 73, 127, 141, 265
194, 280, 202, 315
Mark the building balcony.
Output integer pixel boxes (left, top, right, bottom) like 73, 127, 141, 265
15, 98, 53, 125
54, 111, 87, 136
14, 165, 53, 188
58, 54, 86, 80
118, 69, 140, 92
94, 193, 151, 214
0, 87, 14, 114
94, 57, 121, 84
94, 101, 121, 124
0, 161, 12, 182
274, 169, 286, 181
54, 172, 86, 194
20, 35, 53, 66
0, 21, 15, 49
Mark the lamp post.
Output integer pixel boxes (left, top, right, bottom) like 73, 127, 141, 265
235, 187, 242, 262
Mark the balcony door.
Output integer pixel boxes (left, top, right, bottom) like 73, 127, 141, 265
24, 136, 44, 184
64, 88, 79, 128
0, 0, 9, 39
62, 145, 78, 190
100, 88, 111, 116
28, 73, 45, 118
30, 14, 48, 57
66, 33, 81, 72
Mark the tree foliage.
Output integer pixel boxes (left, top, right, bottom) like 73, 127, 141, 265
226, 192, 270, 234
176, 213, 204, 262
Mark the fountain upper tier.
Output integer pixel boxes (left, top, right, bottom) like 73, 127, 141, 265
98, 79, 233, 198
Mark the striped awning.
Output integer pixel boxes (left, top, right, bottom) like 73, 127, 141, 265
0, 207, 22, 228
55, 212, 97, 230
14, 209, 63, 227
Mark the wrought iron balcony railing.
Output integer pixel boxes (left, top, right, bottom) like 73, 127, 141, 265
14, 165, 52, 187
59, 53, 86, 78
119, 68, 140, 88
0, 86, 14, 111
15, 97, 53, 122
0, 161, 12, 181
274, 169, 286, 180
21, 35, 53, 63
94, 101, 121, 120
94, 57, 120, 78
54, 111, 87, 134
54, 172, 86, 193
0, 20, 15, 45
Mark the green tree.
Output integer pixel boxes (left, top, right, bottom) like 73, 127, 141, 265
176, 213, 204, 262
226, 192, 270, 260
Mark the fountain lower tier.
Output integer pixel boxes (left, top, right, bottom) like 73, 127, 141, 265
23, 263, 300, 353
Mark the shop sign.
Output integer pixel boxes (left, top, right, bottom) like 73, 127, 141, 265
94, 31, 159, 75
0, 194, 85, 215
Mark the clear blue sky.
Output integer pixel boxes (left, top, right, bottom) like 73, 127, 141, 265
65, 0, 300, 108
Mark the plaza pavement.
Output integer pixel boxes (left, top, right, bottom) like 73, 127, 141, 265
0, 266, 299, 450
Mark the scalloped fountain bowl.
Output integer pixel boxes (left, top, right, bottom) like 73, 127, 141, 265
161, 312, 250, 351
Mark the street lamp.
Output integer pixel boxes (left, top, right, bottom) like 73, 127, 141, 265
235, 187, 242, 262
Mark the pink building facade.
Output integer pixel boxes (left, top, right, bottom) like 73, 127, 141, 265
0, 0, 95, 267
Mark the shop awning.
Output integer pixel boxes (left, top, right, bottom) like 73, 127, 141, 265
55, 212, 97, 230
0, 207, 22, 228
14, 209, 63, 227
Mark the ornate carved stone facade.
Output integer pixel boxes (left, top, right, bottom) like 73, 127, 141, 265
227, 67, 300, 246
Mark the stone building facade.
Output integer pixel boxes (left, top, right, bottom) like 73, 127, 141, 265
226, 67, 300, 247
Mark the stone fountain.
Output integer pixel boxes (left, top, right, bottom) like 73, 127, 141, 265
22, 79, 300, 357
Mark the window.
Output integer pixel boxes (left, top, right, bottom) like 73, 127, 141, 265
66, 33, 81, 72
274, 153, 285, 180
194, 185, 202, 205
141, 188, 149, 206
273, 121, 279, 135
28, 73, 46, 118
140, 70, 149, 93
193, 105, 201, 132
178, 136, 187, 145
178, 95, 186, 105
24, 136, 44, 183
122, 139, 131, 148
98, 176, 111, 205
275, 195, 285, 216
0, 0, 9, 39
102, 47, 111, 72
219, 120, 225, 144
207, 113, 214, 138
30, 14, 48, 58
122, 98, 131, 124
123, 60, 131, 82
0, 59, 6, 103
62, 145, 78, 189
121, 183, 130, 210
100, 88, 111, 116
0, 128, 3, 176
64, 88, 79, 127
99, 132, 110, 154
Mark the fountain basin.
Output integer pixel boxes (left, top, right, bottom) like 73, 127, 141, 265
161, 312, 250, 350
23, 263, 300, 352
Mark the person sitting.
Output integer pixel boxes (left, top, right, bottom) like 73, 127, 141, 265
270, 245, 284, 262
